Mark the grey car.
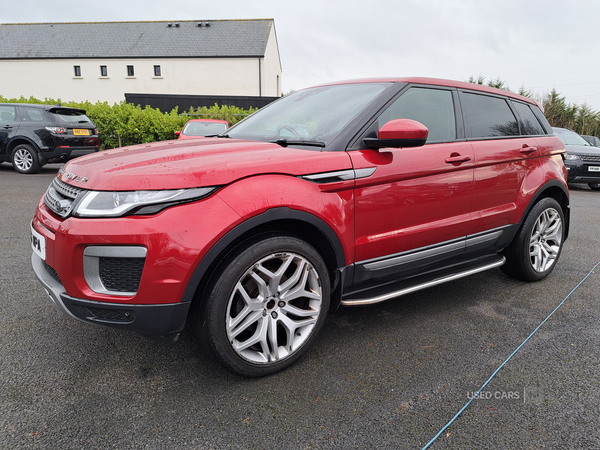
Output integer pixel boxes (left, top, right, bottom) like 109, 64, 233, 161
582, 134, 600, 147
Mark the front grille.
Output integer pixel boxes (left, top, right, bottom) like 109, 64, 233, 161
86, 307, 135, 323
581, 155, 600, 163
44, 177, 87, 218
99, 257, 145, 292
43, 261, 62, 285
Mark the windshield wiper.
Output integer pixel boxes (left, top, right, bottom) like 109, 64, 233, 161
273, 139, 326, 148
217, 134, 231, 138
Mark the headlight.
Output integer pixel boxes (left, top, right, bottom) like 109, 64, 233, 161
564, 153, 580, 160
72, 187, 216, 218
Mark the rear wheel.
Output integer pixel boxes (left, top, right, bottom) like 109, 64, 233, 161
11, 144, 41, 174
589, 183, 600, 191
501, 197, 564, 281
193, 235, 330, 377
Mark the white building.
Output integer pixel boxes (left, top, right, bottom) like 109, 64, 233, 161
0, 19, 282, 104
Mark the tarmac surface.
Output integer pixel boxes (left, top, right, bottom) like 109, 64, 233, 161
1, 162, 599, 449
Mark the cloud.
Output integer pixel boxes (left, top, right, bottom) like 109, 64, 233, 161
4, 0, 600, 109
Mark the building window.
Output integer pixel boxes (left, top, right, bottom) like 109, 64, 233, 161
154, 65, 161, 77
100, 65, 108, 77
127, 65, 135, 77
74, 65, 81, 77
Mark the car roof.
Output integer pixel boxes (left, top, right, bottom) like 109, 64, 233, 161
184, 119, 228, 124
0, 103, 86, 113
315, 77, 540, 108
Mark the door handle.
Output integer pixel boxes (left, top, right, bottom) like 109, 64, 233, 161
445, 154, 471, 164
520, 145, 538, 154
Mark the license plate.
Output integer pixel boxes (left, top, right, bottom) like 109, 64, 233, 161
31, 224, 46, 260
73, 129, 90, 136
589, 166, 600, 172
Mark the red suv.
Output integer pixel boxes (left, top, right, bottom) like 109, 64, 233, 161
175, 119, 229, 139
31, 78, 569, 377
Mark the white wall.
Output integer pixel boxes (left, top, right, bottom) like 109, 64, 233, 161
0, 53, 281, 104
261, 25, 282, 97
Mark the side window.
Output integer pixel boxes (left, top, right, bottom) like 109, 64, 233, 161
461, 92, 519, 138
378, 87, 456, 142
512, 101, 545, 136
0, 106, 16, 123
24, 108, 45, 122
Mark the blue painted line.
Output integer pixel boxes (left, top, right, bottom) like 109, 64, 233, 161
421, 261, 600, 450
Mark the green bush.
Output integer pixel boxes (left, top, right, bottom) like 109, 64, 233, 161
0, 95, 255, 149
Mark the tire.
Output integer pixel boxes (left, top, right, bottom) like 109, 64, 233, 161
11, 144, 42, 174
193, 235, 331, 377
589, 183, 600, 191
501, 197, 565, 282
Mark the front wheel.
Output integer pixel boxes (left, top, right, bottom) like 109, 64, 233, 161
193, 235, 331, 377
589, 183, 600, 191
501, 197, 565, 281
11, 144, 42, 174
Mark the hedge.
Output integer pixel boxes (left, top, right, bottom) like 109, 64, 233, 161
0, 95, 256, 149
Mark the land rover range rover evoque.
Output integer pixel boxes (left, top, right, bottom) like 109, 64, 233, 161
31, 78, 569, 377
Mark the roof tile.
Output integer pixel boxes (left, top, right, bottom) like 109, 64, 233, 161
0, 19, 273, 59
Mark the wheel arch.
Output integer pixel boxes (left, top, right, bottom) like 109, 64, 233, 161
181, 207, 348, 313
7, 137, 41, 155
521, 179, 570, 240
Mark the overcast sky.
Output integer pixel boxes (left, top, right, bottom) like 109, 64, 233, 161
4, 0, 600, 110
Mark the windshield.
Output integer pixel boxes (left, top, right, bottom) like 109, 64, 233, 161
225, 83, 390, 145
183, 121, 228, 136
553, 128, 590, 146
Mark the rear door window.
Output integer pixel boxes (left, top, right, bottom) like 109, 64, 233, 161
461, 92, 519, 138
0, 106, 17, 124
511, 101, 546, 136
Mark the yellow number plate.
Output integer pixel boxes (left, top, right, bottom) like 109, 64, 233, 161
73, 129, 90, 136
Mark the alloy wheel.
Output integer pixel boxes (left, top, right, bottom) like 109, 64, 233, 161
225, 251, 323, 364
14, 148, 34, 171
529, 207, 562, 272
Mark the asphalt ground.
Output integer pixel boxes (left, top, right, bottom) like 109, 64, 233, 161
1, 162, 599, 449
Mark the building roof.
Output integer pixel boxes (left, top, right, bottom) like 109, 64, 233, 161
0, 19, 274, 59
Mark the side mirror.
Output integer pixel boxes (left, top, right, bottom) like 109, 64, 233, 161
175, 130, 181, 136
363, 119, 428, 149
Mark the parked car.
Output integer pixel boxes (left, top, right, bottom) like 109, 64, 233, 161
581, 134, 600, 147
0, 103, 99, 174
552, 127, 600, 190
31, 78, 569, 377
175, 119, 229, 139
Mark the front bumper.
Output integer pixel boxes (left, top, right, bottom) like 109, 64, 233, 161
565, 160, 600, 184
32, 252, 190, 343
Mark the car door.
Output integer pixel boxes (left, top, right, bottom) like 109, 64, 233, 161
460, 91, 549, 242
0, 105, 19, 159
348, 86, 474, 286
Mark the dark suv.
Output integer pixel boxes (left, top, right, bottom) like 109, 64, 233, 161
553, 127, 600, 190
0, 103, 99, 174
32, 78, 569, 377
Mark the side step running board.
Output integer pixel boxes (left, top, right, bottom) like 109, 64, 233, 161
341, 256, 505, 306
